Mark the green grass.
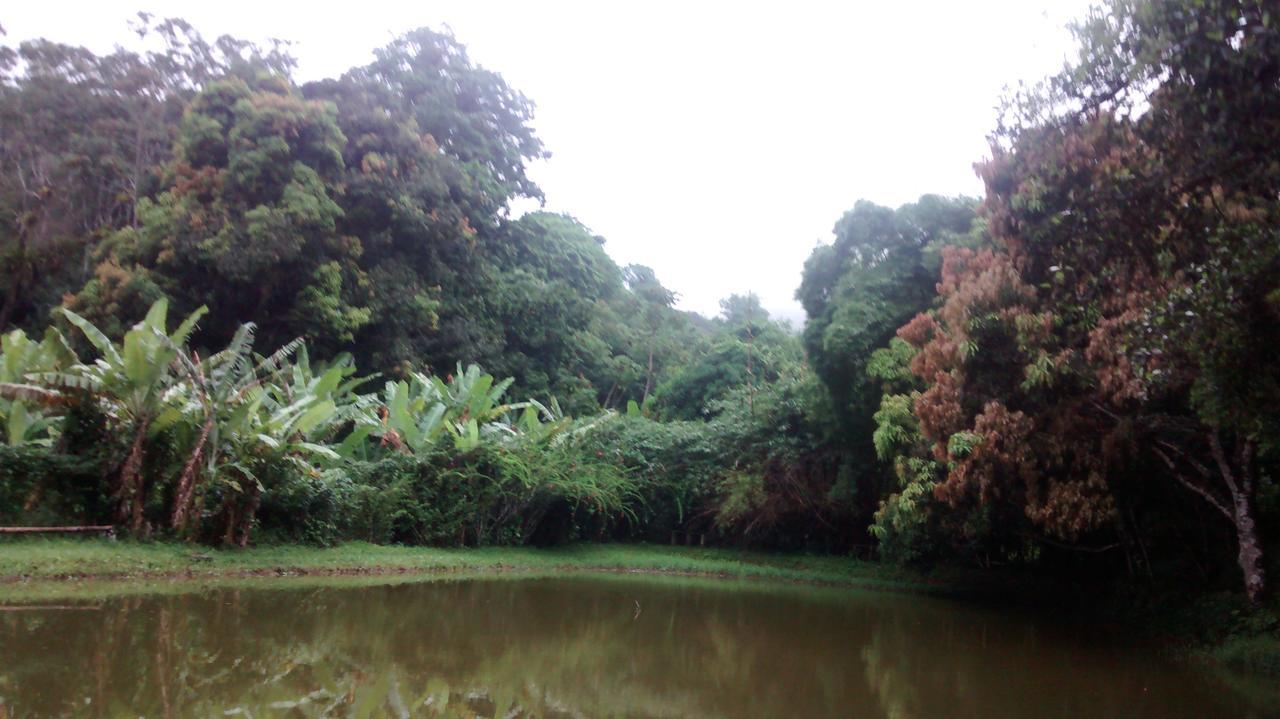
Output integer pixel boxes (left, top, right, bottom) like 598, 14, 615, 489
0, 538, 943, 598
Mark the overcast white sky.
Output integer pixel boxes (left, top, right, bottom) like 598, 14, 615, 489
5, 1, 1094, 324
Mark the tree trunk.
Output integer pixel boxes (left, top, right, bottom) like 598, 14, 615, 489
170, 412, 214, 531
1232, 490, 1266, 604
1156, 431, 1268, 603
745, 322, 755, 415
117, 423, 150, 533
237, 484, 260, 548
222, 499, 238, 546
1210, 431, 1267, 604
643, 335, 656, 403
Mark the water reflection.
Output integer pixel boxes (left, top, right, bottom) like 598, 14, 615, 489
0, 575, 1270, 717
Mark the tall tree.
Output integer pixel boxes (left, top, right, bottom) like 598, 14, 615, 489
623, 265, 678, 403
69, 76, 369, 353
0, 16, 293, 332
656, 293, 801, 420
797, 196, 979, 521
343, 27, 546, 208
903, 0, 1279, 600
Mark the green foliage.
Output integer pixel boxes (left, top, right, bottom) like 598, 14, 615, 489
0, 328, 76, 445
72, 76, 366, 354
869, 457, 940, 564
57, 298, 205, 405
871, 394, 918, 462
39, 299, 207, 530
0, 20, 710, 411
866, 338, 919, 393
0, 16, 294, 333
580, 367, 852, 550
797, 195, 981, 527
655, 293, 802, 420
4, 3, 1277, 618
714, 471, 766, 530
798, 195, 978, 416
261, 441, 640, 548
1215, 636, 1280, 678
362, 362, 577, 455
4, 297, 646, 548
0, 444, 109, 526
580, 415, 721, 539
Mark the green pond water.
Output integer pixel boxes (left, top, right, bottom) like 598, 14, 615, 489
0, 573, 1273, 717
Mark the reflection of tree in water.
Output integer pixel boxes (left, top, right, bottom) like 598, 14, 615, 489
853, 600, 1271, 719
862, 624, 917, 719
0, 577, 1262, 718
1, 578, 863, 717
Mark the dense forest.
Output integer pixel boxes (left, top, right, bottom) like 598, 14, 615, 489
1, 0, 1276, 608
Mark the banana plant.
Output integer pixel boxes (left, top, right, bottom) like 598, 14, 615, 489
168, 327, 363, 538
249, 347, 363, 467
0, 328, 77, 446
436, 363, 523, 451
514, 398, 573, 446
252, 346, 374, 465
163, 320, 269, 531
374, 374, 449, 453
434, 363, 517, 423
41, 299, 207, 531
376, 363, 540, 453
218, 347, 367, 545
360, 363, 598, 456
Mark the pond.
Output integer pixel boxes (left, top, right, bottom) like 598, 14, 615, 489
0, 573, 1273, 717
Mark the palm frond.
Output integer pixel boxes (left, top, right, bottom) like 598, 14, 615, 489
255, 337, 306, 377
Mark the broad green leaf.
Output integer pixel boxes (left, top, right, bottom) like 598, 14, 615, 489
335, 424, 375, 457
122, 330, 149, 386
60, 308, 123, 366
293, 400, 337, 436
7, 400, 30, 445
297, 441, 340, 461
142, 297, 169, 330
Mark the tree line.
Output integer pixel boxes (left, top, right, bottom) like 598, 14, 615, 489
0, 17, 714, 414
1, 1, 1276, 603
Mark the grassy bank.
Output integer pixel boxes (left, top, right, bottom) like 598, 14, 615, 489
1125, 588, 1280, 679
0, 538, 938, 594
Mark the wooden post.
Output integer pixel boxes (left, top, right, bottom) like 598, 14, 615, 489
0, 525, 116, 538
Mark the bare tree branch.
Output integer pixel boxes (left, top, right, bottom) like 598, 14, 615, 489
1152, 445, 1233, 520
1207, 428, 1240, 496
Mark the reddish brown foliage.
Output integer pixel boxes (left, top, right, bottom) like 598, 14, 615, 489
898, 232, 1118, 539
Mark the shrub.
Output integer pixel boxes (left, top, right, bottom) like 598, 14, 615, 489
0, 445, 110, 526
